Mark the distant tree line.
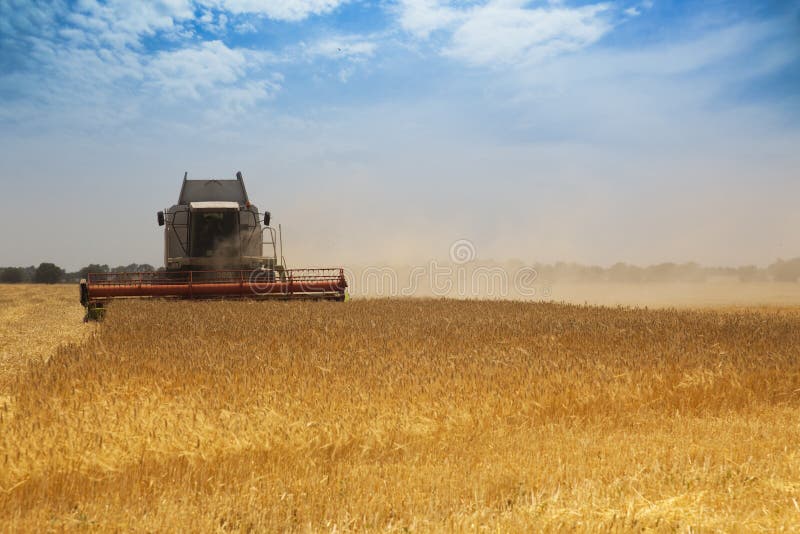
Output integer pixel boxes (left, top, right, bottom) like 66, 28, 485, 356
512, 258, 800, 283
2, 259, 800, 284
0, 263, 156, 284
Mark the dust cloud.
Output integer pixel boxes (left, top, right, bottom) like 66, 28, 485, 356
340, 260, 800, 309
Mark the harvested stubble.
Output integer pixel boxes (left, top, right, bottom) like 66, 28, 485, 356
0, 285, 91, 390
1, 297, 800, 531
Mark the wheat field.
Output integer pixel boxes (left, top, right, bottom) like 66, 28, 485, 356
1, 285, 800, 531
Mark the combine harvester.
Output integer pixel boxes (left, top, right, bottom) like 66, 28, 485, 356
80, 172, 347, 319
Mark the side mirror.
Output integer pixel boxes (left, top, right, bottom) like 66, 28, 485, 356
263, 211, 271, 227
157, 211, 165, 226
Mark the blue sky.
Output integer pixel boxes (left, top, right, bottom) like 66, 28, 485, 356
0, 0, 798, 270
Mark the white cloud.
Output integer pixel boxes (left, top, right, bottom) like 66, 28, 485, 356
288, 34, 379, 82
147, 40, 259, 99
0, 1, 289, 125
197, 0, 347, 21
449, 2, 612, 65
0, 0, 64, 39
234, 21, 258, 33
215, 77, 283, 115
396, 0, 463, 38
624, 0, 653, 17
198, 10, 229, 33
338, 65, 355, 82
302, 36, 378, 60
397, 0, 614, 66
476, 19, 798, 155
66, 0, 196, 49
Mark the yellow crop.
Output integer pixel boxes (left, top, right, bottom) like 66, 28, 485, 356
1, 286, 799, 531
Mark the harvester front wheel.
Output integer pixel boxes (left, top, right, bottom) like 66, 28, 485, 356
85, 305, 106, 322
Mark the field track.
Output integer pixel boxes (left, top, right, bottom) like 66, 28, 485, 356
1, 285, 800, 531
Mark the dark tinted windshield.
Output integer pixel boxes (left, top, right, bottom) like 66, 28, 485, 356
190, 211, 238, 257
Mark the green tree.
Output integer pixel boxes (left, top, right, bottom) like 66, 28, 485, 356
111, 263, 155, 273
0, 267, 24, 283
34, 262, 65, 284
79, 264, 110, 279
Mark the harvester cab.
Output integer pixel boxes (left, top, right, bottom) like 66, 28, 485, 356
80, 171, 347, 320
159, 171, 281, 272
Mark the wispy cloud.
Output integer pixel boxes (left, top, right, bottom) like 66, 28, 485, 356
198, 0, 348, 22
0, 1, 288, 127
146, 40, 275, 100
623, 0, 654, 18
446, 2, 612, 65
301, 35, 379, 81
198, 10, 229, 34
395, 0, 464, 39
397, 0, 614, 65
63, 0, 196, 49
302, 36, 378, 60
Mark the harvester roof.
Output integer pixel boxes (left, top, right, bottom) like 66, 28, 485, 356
178, 175, 249, 205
